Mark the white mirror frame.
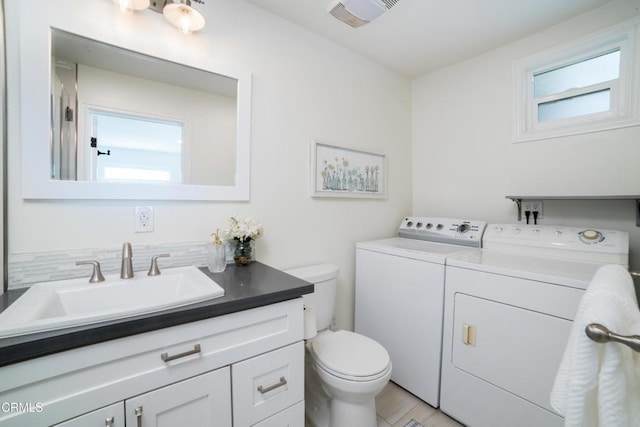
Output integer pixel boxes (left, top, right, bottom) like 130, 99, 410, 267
17, 2, 251, 201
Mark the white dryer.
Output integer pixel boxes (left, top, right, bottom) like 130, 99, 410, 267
355, 217, 486, 407
440, 224, 630, 427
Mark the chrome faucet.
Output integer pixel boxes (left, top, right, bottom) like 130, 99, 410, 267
120, 242, 134, 279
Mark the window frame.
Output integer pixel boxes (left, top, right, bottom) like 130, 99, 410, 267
513, 16, 640, 143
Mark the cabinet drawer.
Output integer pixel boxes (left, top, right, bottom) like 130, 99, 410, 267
252, 401, 305, 427
52, 402, 124, 427
232, 342, 304, 427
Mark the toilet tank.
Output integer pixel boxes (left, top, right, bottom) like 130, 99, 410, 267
284, 264, 339, 331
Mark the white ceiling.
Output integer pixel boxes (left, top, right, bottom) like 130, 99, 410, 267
244, 0, 614, 77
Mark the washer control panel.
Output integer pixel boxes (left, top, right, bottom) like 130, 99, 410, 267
398, 217, 487, 247
484, 224, 629, 264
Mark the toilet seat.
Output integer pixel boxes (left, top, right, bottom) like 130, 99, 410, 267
309, 330, 390, 382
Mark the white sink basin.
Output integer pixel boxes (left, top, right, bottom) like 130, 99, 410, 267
0, 266, 225, 337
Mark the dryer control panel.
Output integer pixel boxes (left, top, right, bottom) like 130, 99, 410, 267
398, 217, 487, 248
483, 224, 629, 265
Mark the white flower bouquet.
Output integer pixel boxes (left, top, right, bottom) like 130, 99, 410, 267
222, 216, 263, 242
222, 216, 263, 265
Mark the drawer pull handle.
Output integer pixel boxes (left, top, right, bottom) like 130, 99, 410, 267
105, 416, 114, 427
257, 376, 288, 394
135, 407, 143, 427
161, 344, 201, 362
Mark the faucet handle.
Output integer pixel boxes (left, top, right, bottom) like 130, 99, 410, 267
76, 260, 106, 283
122, 242, 133, 258
148, 254, 170, 276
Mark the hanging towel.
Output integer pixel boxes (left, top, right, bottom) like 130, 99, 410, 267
551, 264, 640, 427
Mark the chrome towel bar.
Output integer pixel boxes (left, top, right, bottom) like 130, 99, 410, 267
585, 323, 640, 353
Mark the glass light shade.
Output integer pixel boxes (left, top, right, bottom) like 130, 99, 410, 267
116, 0, 150, 12
163, 3, 206, 34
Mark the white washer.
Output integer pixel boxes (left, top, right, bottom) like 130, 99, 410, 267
440, 224, 630, 427
355, 217, 486, 407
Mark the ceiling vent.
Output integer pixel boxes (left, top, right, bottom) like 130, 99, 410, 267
328, 0, 399, 28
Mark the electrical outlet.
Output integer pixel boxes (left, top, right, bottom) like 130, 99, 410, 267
135, 206, 154, 232
522, 200, 543, 219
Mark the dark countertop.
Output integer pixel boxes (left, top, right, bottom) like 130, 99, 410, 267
0, 262, 314, 367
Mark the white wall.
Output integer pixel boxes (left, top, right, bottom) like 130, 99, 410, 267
5, 0, 412, 329
412, 0, 640, 271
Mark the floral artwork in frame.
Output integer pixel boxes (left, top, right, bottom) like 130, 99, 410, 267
310, 141, 386, 199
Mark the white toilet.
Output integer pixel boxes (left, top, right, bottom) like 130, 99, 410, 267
285, 264, 391, 427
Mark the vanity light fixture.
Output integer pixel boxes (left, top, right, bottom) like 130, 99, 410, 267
162, 0, 206, 34
114, 0, 206, 34
116, 0, 150, 13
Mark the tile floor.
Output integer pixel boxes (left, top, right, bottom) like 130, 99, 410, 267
305, 381, 464, 427
375, 382, 464, 427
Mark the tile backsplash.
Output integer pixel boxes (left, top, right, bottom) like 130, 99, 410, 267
8, 241, 215, 289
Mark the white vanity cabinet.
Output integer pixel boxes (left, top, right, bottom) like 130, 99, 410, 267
53, 366, 233, 427
52, 403, 124, 427
124, 367, 232, 427
252, 402, 305, 427
0, 298, 304, 427
51, 364, 232, 427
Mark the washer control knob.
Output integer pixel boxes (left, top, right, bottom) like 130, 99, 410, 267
406, 221, 413, 227
580, 229, 603, 244
416, 222, 423, 228
532, 228, 541, 235
494, 226, 503, 233
555, 230, 563, 237
457, 224, 471, 233
426, 223, 433, 229
512, 227, 521, 234
436, 224, 444, 230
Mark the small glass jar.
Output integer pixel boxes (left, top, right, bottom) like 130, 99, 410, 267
233, 238, 255, 266
206, 244, 226, 273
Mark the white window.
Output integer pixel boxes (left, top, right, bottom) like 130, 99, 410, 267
514, 16, 640, 142
87, 110, 184, 184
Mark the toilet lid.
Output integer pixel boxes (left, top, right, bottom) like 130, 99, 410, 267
310, 330, 390, 379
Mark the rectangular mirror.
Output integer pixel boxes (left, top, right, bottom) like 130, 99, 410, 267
52, 30, 239, 187
19, 18, 251, 200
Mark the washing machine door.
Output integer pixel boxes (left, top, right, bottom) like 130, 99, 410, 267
452, 293, 572, 413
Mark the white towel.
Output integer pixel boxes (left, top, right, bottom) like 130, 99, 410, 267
551, 264, 640, 427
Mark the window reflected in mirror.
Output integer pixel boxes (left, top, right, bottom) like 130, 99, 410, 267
89, 110, 184, 184
51, 29, 238, 187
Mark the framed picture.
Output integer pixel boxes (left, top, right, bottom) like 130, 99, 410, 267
310, 141, 386, 199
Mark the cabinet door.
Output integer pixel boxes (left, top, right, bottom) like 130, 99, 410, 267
52, 402, 124, 427
125, 367, 231, 427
